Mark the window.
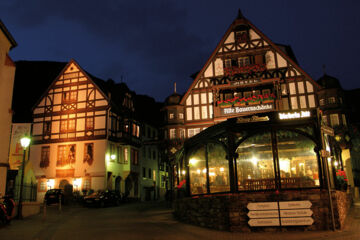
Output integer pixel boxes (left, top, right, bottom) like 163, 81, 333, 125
188, 128, 200, 138
235, 30, 248, 42
143, 167, 146, 178
237, 132, 275, 191
60, 119, 75, 132
308, 95, 316, 108
40, 147, 50, 168
83, 179, 91, 190
224, 59, 232, 68
117, 146, 121, 163
193, 94, 199, 105
201, 93, 207, 104
262, 89, 271, 96
277, 130, 320, 188
208, 143, 230, 193
322, 115, 328, 125
57, 145, 76, 167
85, 117, 94, 130
297, 82, 305, 94
243, 91, 251, 98
84, 143, 94, 165
39, 181, 47, 192
201, 106, 208, 119
63, 91, 77, 103
169, 129, 176, 139
290, 96, 298, 109
43, 121, 51, 135
169, 113, 175, 119
186, 108, 192, 121
328, 97, 336, 104
281, 84, 287, 95
238, 57, 250, 67
153, 170, 156, 181
148, 168, 152, 179
194, 107, 200, 120
186, 96, 192, 106
319, 99, 326, 106
131, 149, 138, 165
124, 148, 128, 164
179, 129, 185, 139
110, 144, 115, 162
289, 82, 296, 95
330, 114, 339, 127
342, 114, 347, 126
299, 96, 307, 109
306, 81, 314, 93
281, 98, 289, 110
179, 113, 184, 119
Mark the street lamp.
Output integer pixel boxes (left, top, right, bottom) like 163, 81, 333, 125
17, 136, 30, 219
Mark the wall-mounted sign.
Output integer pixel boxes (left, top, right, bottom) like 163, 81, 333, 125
279, 111, 311, 120
230, 78, 261, 86
237, 115, 270, 123
221, 103, 273, 115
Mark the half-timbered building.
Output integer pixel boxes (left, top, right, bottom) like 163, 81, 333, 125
29, 60, 142, 200
163, 10, 320, 158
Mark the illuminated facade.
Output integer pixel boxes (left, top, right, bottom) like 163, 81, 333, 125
28, 60, 142, 200
0, 20, 17, 195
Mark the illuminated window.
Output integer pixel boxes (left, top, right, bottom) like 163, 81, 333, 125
188, 128, 200, 138
84, 143, 94, 165
319, 99, 326, 106
179, 129, 185, 139
169, 113, 174, 119
85, 117, 94, 130
63, 91, 77, 103
43, 121, 51, 135
342, 114, 347, 126
60, 119, 75, 132
201, 106, 208, 119
330, 114, 339, 127
194, 107, 200, 120
179, 113, 184, 119
57, 145, 76, 167
201, 93, 207, 104
322, 116, 328, 126
291, 96, 298, 109
124, 148, 128, 164
289, 82, 296, 95
39, 181, 47, 192
297, 82, 305, 94
186, 108, 192, 121
153, 170, 156, 181
281, 84, 287, 95
169, 129, 176, 139
40, 146, 50, 168
131, 149, 138, 165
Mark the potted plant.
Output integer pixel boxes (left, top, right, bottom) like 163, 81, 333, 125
335, 169, 348, 191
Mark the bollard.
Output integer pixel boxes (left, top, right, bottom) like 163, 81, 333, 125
43, 200, 47, 220
59, 194, 62, 213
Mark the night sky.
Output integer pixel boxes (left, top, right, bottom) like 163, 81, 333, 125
1, 0, 359, 102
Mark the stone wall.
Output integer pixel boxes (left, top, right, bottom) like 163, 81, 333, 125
332, 190, 352, 229
174, 189, 350, 232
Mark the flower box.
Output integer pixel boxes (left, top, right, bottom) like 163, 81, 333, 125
248, 101, 259, 105
262, 100, 274, 104
234, 102, 246, 107
219, 104, 232, 108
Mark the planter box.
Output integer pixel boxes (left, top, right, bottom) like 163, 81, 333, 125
234, 102, 246, 107
262, 100, 274, 104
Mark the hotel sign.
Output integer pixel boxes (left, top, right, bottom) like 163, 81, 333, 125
221, 103, 273, 115
279, 111, 311, 120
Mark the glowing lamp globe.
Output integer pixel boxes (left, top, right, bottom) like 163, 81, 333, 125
20, 136, 31, 148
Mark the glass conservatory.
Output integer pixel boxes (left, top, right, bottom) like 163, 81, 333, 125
172, 110, 342, 196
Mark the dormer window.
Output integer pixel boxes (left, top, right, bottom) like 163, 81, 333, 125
235, 30, 248, 43
238, 56, 250, 67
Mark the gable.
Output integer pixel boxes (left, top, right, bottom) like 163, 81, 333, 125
181, 14, 320, 106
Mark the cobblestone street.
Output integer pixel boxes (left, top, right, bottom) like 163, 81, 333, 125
1, 202, 360, 240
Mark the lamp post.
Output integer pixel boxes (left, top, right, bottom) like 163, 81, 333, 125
17, 136, 30, 219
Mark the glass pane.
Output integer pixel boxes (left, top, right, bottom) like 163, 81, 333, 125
236, 132, 275, 191
208, 143, 230, 193
189, 145, 207, 194
277, 130, 320, 188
